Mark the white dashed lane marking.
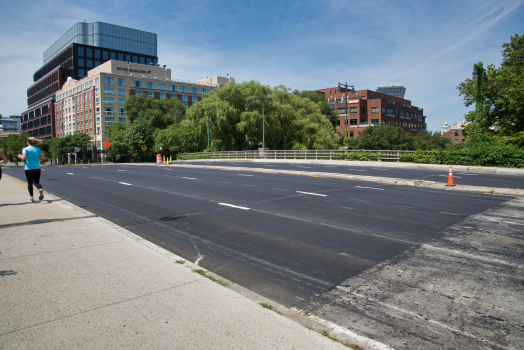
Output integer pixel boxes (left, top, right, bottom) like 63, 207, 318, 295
182, 177, 198, 180
355, 186, 384, 190
218, 203, 250, 210
67, 173, 74, 175
238, 174, 253, 177
119, 182, 132, 186
296, 191, 328, 197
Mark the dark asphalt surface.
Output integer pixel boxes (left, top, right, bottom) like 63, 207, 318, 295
181, 161, 524, 189
4, 164, 512, 310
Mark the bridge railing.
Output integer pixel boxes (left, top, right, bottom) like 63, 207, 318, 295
179, 149, 415, 162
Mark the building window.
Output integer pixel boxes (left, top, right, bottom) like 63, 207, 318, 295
180, 86, 188, 93
350, 131, 354, 137
169, 84, 177, 92
183, 103, 188, 108
136, 90, 142, 96
350, 119, 357, 125
104, 77, 114, 85
119, 117, 126, 123
147, 91, 154, 98
133, 56, 138, 63
191, 87, 198, 94
371, 119, 379, 126
118, 53, 123, 61
104, 97, 114, 105
78, 58, 84, 66
111, 52, 116, 60
105, 117, 115, 123
126, 55, 131, 62
160, 93, 166, 99
86, 48, 92, 57
103, 51, 108, 60
133, 80, 143, 88
147, 58, 152, 65
103, 87, 114, 95
371, 107, 379, 113
95, 61, 100, 67
350, 107, 358, 113
455, 131, 459, 136
95, 50, 100, 59
118, 88, 126, 96
146, 81, 154, 89
119, 108, 125, 115
140, 57, 145, 64
119, 98, 125, 105
201, 88, 208, 94
192, 95, 198, 102
182, 95, 188, 102
78, 47, 84, 56
158, 83, 166, 90
171, 94, 177, 99
104, 107, 115, 115
118, 78, 125, 86
87, 60, 93, 68
78, 69, 85, 78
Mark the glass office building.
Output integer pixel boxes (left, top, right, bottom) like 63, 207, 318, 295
44, 22, 157, 64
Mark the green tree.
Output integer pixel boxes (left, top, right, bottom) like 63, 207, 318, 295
293, 90, 339, 127
413, 130, 453, 150
127, 117, 155, 160
355, 126, 414, 150
458, 34, 524, 139
0, 132, 30, 165
107, 123, 130, 159
154, 125, 202, 158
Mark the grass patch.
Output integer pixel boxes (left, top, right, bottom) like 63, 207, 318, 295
193, 269, 228, 286
260, 302, 282, 315
322, 331, 363, 349
175, 260, 186, 264
490, 189, 495, 194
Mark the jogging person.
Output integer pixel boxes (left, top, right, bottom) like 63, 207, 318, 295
18, 137, 45, 202
0, 148, 8, 180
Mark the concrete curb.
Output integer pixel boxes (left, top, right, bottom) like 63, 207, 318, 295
4, 174, 390, 350
168, 164, 524, 197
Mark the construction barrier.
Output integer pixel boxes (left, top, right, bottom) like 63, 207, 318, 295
156, 154, 162, 164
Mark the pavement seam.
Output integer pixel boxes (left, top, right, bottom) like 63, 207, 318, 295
0, 279, 201, 338
0, 240, 123, 261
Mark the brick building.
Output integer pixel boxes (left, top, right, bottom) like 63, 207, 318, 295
315, 87, 426, 140
442, 121, 467, 145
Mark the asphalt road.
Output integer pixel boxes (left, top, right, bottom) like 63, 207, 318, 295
182, 160, 524, 189
3, 164, 512, 311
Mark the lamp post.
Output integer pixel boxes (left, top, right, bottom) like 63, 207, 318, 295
254, 97, 272, 149
200, 108, 215, 148
472, 62, 486, 136
338, 82, 354, 139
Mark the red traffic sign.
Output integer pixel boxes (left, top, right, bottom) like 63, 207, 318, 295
103, 140, 112, 148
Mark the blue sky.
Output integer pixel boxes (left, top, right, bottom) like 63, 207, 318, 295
0, 0, 522, 132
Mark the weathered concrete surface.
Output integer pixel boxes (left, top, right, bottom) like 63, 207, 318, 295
305, 197, 524, 350
170, 163, 524, 197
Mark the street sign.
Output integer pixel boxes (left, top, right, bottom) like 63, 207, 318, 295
103, 140, 112, 148
141, 145, 147, 151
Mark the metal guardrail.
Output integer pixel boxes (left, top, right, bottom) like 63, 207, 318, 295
179, 149, 415, 162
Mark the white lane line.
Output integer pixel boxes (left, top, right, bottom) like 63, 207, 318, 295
275, 213, 311, 222
265, 165, 276, 166
67, 173, 74, 175
348, 198, 371, 203
238, 174, 253, 176
243, 184, 258, 187
324, 166, 337, 167
118, 170, 126, 171
296, 191, 328, 197
297, 166, 311, 168
348, 169, 366, 171
218, 203, 250, 210
355, 186, 384, 190
372, 168, 389, 170
393, 205, 413, 209
119, 182, 132, 186
440, 212, 459, 216
182, 177, 198, 180
164, 168, 172, 170
272, 188, 292, 191
295, 296, 305, 301
439, 175, 462, 178
458, 173, 478, 175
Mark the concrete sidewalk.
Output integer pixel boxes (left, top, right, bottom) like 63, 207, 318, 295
0, 175, 384, 350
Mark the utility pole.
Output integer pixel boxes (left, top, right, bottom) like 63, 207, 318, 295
254, 97, 272, 149
338, 82, 354, 140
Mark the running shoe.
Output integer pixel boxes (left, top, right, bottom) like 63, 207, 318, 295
29, 197, 34, 202
38, 189, 44, 201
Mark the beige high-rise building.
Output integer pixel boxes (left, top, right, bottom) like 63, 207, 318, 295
196, 75, 235, 87
54, 60, 231, 162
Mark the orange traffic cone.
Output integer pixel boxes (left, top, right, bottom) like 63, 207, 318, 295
446, 166, 455, 186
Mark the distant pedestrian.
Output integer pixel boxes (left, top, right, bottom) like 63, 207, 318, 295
0, 148, 8, 181
18, 137, 45, 202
